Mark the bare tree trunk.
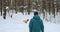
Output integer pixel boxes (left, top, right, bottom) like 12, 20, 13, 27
0, 0, 2, 16
3, 7, 6, 19
42, 0, 46, 19
27, 0, 31, 15
48, 0, 51, 15
15, 0, 17, 14
3, 0, 7, 19
52, 0, 55, 18
19, 0, 24, 14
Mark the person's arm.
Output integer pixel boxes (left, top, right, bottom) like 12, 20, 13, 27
29, 19, 33, 32
41, 20, 44, 32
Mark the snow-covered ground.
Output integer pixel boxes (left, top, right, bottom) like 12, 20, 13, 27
0, 12, 60, 32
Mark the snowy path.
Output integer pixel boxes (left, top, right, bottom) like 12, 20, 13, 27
0, 12, 60, 32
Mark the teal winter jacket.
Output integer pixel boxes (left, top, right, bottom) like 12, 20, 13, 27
29, 15, 44, 32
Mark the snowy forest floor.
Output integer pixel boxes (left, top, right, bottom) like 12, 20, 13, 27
0, 12, 60, 32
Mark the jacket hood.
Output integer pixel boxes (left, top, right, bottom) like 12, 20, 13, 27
33, 15, 40, 20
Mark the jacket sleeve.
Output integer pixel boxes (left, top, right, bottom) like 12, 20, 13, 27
29, 19, 33, 32
41, 20, 44, 32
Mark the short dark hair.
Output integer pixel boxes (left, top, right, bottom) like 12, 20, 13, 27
34, 12, 38, 15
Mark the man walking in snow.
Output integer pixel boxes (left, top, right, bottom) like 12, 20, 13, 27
29, 12, 44, 32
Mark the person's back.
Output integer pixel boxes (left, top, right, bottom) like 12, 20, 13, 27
29, 12, 44, 32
